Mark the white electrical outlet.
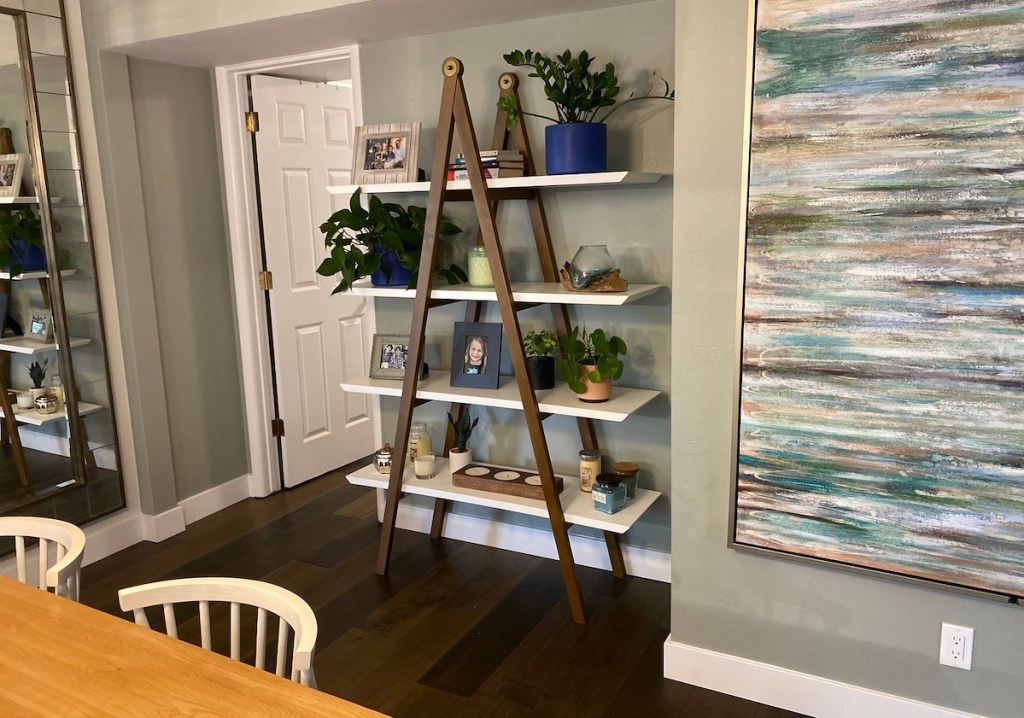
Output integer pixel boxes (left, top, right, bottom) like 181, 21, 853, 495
939, 623, 974, 670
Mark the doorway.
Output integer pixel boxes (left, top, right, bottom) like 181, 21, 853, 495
215, 47, 381, 496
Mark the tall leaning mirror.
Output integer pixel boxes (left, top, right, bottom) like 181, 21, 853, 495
0, 0, 124, 523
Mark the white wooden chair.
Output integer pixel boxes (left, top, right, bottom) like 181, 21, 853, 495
0, 516, 86, 601
117, 577, 319, 687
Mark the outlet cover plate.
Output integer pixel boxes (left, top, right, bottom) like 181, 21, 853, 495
939, 623, 974, 670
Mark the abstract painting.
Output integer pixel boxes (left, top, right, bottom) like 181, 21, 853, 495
734, 1, 1024, 598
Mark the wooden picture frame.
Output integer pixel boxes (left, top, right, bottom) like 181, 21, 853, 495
0, 153, 25, 198
25, 307, 52, 343
369, 333, 411, 380
352, 123, 420, 184
450, 321, 502, 390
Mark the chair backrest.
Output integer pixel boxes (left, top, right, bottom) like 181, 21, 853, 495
117, 577, 318, 686
0, 516, 86, 601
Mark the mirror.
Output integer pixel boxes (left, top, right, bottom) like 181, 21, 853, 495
0, 2, 124, 522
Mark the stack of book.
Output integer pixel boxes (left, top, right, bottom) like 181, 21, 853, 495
447, 150, 525, 180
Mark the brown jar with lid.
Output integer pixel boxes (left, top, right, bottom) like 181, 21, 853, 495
612, 461, 639, 499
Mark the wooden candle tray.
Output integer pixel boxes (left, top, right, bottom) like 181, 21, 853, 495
451, 463, 564, 500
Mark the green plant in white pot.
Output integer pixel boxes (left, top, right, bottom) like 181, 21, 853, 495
498, 49, 673, 175
558, 326, 626, 403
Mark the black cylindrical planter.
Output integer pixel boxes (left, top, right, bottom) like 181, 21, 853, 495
527, 357, 555, 390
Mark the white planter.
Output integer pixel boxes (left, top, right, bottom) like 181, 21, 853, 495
448, 449, 472, 473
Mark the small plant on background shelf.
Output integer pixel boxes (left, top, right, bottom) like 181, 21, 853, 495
447, 409, 479, 452
317, 187, 466, 293
524, 328, 558, 390
524, 329, 558, 360
27, 358, 48, 389
497, 49, 674, 127
558, 326, 627, 397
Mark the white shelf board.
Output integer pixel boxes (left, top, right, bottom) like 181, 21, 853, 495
349, 279, 661, 306
1, 401, 101, 426
327, 171, 663, 196
348, 458, 660, 534
0, 268, 77, 281
0, 196, 62, 205
0, 336, 90, 354
340, 374, 659, 422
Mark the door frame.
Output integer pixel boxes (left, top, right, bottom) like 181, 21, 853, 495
214, 45, 379, 497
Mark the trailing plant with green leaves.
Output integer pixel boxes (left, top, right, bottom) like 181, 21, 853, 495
317, 187, 466, 293
27, 358, 48, 389
447, 409, 479, 451
0, 208, 44, 275
497, 49, 673, 127
524, 329, 558, 360
558, 326, 627, 394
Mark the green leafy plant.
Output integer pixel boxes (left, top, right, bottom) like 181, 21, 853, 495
497, 49, 673, 127
317, 187, 466, 294
558, 326, 627, 394
27, 358, 48, 389
447, 409, 479, 452
524, 329, 558, 360
0, 208, 44, 275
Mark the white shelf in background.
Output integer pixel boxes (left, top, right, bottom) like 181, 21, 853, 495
0, 268, 77, 281
349, 280, 661, 306
327, 171, 663, 196
0, 196, 63, 205
347, 458, 660, 534
0, 336, 90, 354
340, 374, 659, 422
1, 401, 101, 426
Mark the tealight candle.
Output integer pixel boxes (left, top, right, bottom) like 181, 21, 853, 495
414, 453, 436, 480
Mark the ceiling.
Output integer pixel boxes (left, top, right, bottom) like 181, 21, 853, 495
108, 0, 654, 68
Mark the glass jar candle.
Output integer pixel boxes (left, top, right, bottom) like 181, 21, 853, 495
414, 452, 436, 480
467, 246, 494, 288
579, 448, 601, 493
409, 421, 427, 462
612, 461, 639, 499
593, 473, 626, 515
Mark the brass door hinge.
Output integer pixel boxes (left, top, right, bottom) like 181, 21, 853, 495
258, 270, 273, 291
245, 111, 260, 133
271, 418, 285, 437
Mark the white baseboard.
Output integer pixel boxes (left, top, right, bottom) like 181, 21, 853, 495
139, 506, 186, 542
388, 494, 670, 582
663, 637, 986, 718
178, 473, 253, 525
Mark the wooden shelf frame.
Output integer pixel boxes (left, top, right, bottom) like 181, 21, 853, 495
369, 59, 654, 625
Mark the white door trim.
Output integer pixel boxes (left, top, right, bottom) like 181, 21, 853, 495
214, 46, 370, 497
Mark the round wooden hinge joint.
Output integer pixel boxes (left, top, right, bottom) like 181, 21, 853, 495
499, 73, 518, 90
443, 57, 462, 77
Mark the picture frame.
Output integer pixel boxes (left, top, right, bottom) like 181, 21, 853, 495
369, 333, 411, 380
0, 153, 25, 198
25, 307, 53, 343
450, 321, 502, 390
352, 123, 420, 184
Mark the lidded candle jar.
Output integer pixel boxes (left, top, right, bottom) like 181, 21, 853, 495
593, 473, 626, 515
579, 448, 601, 493
611, 461, 639, 499
409, 421, 427, 462
467, 246, 494, 288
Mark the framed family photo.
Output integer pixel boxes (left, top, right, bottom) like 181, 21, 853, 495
369, 333, 411, 380
352, 123, 420, 184
450, 321, 502, 390
25, 307, 53, 343
0, 153, 25, 198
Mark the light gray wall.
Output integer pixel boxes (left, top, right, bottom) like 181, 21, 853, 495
359, 0, 674, 554
126, 57, 248, 502
671, 2, 1024, 716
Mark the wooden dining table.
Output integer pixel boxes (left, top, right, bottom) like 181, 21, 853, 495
0, 576, 388, 717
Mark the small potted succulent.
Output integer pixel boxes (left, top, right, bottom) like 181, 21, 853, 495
317, 187, 466, 292
27, 358, 48, 401
523, 329, 558, 390
558, 326, 626, 403
447, 408, 479, 472
498, 49, 673, 175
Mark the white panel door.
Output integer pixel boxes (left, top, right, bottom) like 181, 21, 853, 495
251, 74, 374, 488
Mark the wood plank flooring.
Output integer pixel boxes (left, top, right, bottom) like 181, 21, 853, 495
80, 464, 808, 718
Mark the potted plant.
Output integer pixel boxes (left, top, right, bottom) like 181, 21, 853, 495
447, 408, 479, 472
523, 329, 557, 390
27, 358, 48, 401
558, 326, 627, 403
317, 187, 467, 293
498, 49, 673, 175
0, 208, 46, 275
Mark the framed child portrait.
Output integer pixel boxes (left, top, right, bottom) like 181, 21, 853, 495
450, 321, 502, 390
369, 334, 411, 380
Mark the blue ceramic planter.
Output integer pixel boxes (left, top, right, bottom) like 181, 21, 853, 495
370, 247, 413, 287
4, 240, 46, 273
545, 122, 607, 175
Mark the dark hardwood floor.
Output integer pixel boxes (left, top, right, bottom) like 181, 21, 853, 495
80, 464, 807, 718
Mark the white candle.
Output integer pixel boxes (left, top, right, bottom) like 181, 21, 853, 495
467, 246, 493, 287
414, 453, 436, 480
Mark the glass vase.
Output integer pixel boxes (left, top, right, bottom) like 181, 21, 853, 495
568, 244, 614, 289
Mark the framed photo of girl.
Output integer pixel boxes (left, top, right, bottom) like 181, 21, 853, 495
450, 321, 502, 390
352, 123, 420, 184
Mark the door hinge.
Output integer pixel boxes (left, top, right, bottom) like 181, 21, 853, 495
245, 111, 260, 133
258, 270, 273, 291
271, 418, 285, 438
